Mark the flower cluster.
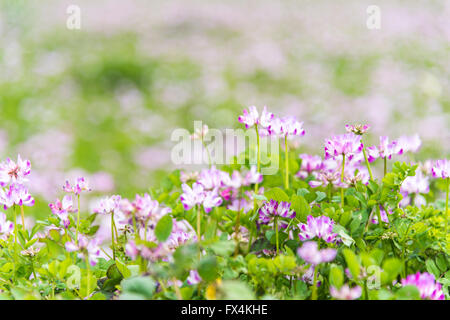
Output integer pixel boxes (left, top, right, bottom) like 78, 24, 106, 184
258, 200, 296, 225
0, 212, 14, 240
345, 124, 370, 135
324, 133, 363, 159
126, 218, 195, 262
63, 177, 92, 195
367, 136, 403, 162
399, 170, 429, 207
65, 234, 101, 266
238, 105, 305, 139
49, 195, 77, 228
330, 285, 362, 300
431, 159, 449, 179
401, 272, 445, 300
180, 165, 263, 214
298, 215, 339, 243
0, 155, 35, 211
297, 241, 337, 265
296, 154, 324, 179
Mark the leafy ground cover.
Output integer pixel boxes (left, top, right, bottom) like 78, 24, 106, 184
0, 106, 448, 300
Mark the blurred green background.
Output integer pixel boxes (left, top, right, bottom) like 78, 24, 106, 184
0, 0, 449, 219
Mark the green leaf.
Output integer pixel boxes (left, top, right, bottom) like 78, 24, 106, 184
181, 287, 194, 300
396, 285, 420, 300
80, 273, 97, 298
382, 258, 403, 284
209, 240, 236, 257
116, 259, 132, 279
221, 280, 255, 300
343, 249, 360, 279
265, 187, 290, 203
198, 256, 218, 282
106, 264, 123, 280
315, 191, 326, 202
426, 259, 441, 278
155, 215, 173, 242
290, 194, 310, 222
339, 210, 352, 227
120, 276, 156, 299
435, 255, 447, 273
332, 224, 355, 247
297, 188, 310, 197
329, 264, 344, 288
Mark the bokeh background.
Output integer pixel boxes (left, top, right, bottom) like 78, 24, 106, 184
0, 0, 449, 219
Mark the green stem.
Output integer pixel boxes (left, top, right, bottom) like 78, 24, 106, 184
20, 205, 25, 228
384, 157, 387, 177
445, 177, 449, 236
274, 216, 279, 255
284, 135, 289, 190
196, 205, 201, 259
201, 136, 212, 168
196, 206, 201, 242
76, 194, 81, 245
172, 277, 183, 300
361, 142, 374, 181
376, 205, 383, 227
111, 212, 116, 261
340, 154, 346, 208
364, 280, 369, 300
311, 266, 318, 300
132, 211, 139, 240
247, 227, 254, 254
85, 254, 91, 299
13, 205, 18, 282
254, 124, 261, 194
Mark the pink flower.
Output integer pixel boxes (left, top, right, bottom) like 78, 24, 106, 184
65, 235, 101, 266
63, 177, 91, 195
93, 195, 122, 215
49, 195, 76, 228
190, 124, 209, 140
238, 105, 260, 129
132, 193, 164, 222
431, 159, 450, 179
324, 133, 363, 159
330, 285, 362, 300
345, 124, 370, 135
400, 170, 429, 195
197, 166, 229, 190
127, 218, 196, 262
401, 272, 445, 300
227, 196, 254, 214
238, 105, 274, 129
308, 170, 345, 188
0, 212, 14, 240
0, 183, 35, 210
397, 134, 421, 153
296, 154, 324, 179
259, 200, 296, 224
371, 206, 392, 224
367, 136, 403, 162
0, 155, 31, 187
187, 270, 202, 285
180, 171, 199, 183
202, 188, 223, 213
243, 165, 263, 185
298, 215, 338, 243
268, 116, 305, 138
180, 183, 205, 211
297, 241, 337, 265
